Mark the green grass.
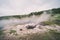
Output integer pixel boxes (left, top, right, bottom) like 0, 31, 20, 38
9, 30, 17, 35
18, 30, 60, 40
47, 29, 60, 40
41, 14, 60, 26
51, 14, 60, 25
41, 21, 55, 26
0, 30, 4, 36
0, 27, 4, 36
0, 29, 60, 40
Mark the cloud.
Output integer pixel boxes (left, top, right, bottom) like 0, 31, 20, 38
0, 0, 60, 16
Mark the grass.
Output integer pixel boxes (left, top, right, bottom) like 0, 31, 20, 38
9, 30, 17, 35
0, 28, 60, 40
51, 14, 60, 25
40, 21, 55, 26
17, 29, 60, 40
0, 28, 5, 40
41, 14, 60, 25
47, 29, 60, 40
0, 30, 4, 36
0, 27, 4, 36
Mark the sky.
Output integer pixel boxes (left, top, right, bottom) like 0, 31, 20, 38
0, 0, 60, 16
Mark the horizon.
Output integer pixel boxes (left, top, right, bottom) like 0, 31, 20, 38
0, 0, 60, 16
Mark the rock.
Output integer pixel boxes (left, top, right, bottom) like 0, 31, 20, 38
26, 25, 36, 29
25, 23, 36, 29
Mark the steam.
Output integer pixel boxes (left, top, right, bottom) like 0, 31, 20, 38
36, 11, 51, 24
0, 11, 52, 27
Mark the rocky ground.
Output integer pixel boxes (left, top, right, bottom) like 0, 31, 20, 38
0, 12, 60, 40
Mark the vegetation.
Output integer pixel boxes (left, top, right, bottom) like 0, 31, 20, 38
0, 8, 60, 40
28, 11, 43, 16
40, 21, 55, 26
0, 27, 5, 40
0, 29, 60, 40
9, 30, 17, 35
52, 8, 60, 14
0, 8, 60, 20
0, 30, 4, 36
16, 29, 60, 40
51, 14, 60, 25
0, 27, 4, 36
47, 29, 60, 40
0, 15, 21, 20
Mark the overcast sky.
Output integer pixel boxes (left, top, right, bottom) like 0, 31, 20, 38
0, 0, 60, 16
